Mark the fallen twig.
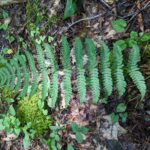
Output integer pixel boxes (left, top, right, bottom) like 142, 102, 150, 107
0, 0, 26, 6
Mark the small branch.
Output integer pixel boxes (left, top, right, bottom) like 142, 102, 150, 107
0, 0, 26, 6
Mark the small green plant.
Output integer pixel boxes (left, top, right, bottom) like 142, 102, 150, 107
63, 0, 77, 19
17, 93, 52, 136
112, 19, 127, 32
43, 125, 61, 150
111, 103, 128, 123
71, 122, 89, 144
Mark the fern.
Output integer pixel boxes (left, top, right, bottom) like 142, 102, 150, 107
112, 43, 126, 96
61, 35, 72, 106
85, 38, 100, 103
127, 45, 146, 99
74, 37, 86, 103
17, 55, 29, 98
25, 50, 38, 97
44, 43, 58, 108
100, 41, 112, 97
36, 44, 48, 101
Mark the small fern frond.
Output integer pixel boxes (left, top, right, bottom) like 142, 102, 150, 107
100, 41, 112, 97
36, 44, 48, 101
85, 38, 100, 103
17, 55, 29, 98
25, 50, 38, 97
112, 44, 126, 96
61, 35, 71, 69
127, 45, 146, 99
62, 69, 72, 106
44, 43, 58, 108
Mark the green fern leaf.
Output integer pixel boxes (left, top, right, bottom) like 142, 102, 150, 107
100, 41, 112, 97
36, 44, 48, 101
17, 55, 29, 98
61, 35, 72, 106
127, 45, 146, 99
85, 38, 100, 103
112, 44, 126, 96
44, 43, 58, 108
74, 37, 86, 103
25, 50, 38, 97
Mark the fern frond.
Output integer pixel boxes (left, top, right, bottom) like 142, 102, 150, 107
74, 37, 86, 103
61, 35, 72, 106
127, 45, 146, 99
44, 43, 58, 108
62, 69, 72, 106
25, 50, 38, 97
61, 35, 71, 69
85, 38, 100, 103
112, 44, 126, 96
100, 41, 112, 97
36, 44, 48, 101
10, 58, 21, 92
17, 55, 29, 98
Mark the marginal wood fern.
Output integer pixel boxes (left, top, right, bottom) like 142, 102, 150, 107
0, 36, 147, 107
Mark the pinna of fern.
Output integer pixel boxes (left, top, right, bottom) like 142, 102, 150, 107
85, 38, 100, 104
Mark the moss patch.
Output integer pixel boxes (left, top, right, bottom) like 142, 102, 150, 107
17, 93, 51, 136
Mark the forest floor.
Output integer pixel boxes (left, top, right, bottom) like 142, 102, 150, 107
0, 0, 150, 150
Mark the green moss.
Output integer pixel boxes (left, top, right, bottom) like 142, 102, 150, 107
17, 93, 51, 136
